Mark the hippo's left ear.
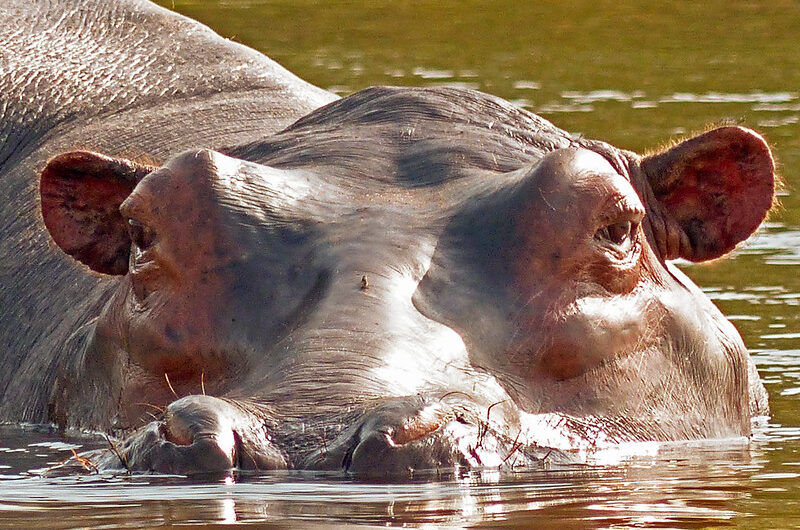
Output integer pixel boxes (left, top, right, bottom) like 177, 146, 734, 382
40, 151, 157, 275
641, 126, 775, 261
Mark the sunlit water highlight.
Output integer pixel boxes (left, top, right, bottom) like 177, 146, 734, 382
1, 424, 795, 528
3, 0, 800, 527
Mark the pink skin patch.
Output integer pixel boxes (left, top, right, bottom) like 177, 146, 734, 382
644, 127, 775, 261
40, 151, 156, 274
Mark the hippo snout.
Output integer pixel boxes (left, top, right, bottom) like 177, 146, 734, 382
80, 396, 286, 475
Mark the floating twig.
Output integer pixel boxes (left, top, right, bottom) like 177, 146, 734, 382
105, 434, 131, 474
500, 429, 523, 467
70, 449, 99, 474
477, 399, 507, 449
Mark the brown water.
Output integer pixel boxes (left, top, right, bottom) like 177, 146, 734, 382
2, 0, 800, 527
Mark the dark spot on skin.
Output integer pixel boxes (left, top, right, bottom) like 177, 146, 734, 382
361, 275, 369, 290
164, 325, 181, 344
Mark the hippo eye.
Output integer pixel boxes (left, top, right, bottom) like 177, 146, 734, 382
607, 221, 632, 246
127, 218, 156, 251
595, 220, 638, 252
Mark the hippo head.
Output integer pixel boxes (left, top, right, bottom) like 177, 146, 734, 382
42, 149, 327, 395
39, 87, 773, 474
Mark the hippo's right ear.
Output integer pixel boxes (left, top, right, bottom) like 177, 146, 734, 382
40, 151, 158, 275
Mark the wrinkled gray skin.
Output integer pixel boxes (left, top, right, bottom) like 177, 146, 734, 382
0, 0, 773, 476
0, 0, 333, 415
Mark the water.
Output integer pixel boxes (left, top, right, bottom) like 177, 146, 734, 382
1, 430, 798, 528
2, 0, 800, 527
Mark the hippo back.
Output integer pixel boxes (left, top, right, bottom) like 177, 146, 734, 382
0, 0, 335, 422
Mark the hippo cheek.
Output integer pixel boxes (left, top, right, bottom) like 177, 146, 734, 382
530, 294, 651, 381
118, 282, 229, 376
124, 314, 225, 380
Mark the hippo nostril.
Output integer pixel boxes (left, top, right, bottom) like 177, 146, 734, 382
341, 431, 361, 472
231, 430, 246, 469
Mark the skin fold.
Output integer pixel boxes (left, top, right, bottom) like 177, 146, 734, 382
0, 1, 774, 475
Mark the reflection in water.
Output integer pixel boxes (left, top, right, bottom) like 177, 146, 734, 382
738, 225, 800, 265
659, 91, 796, 104
1, 426, 797, 527
2, 0, 800, 526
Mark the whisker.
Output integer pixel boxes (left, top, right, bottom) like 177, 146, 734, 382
164, 373, 178, 399
134, 402, 165, 413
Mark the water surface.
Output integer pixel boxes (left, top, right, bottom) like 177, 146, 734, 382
2, 0, 800, 527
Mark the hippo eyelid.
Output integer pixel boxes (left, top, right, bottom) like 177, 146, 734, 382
592, 193, 644, 259
594, 191, 644, 228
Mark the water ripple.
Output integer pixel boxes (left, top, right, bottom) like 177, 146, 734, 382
660, 92, 797, 104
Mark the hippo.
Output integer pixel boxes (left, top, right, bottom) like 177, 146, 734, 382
0, 0, 773, 475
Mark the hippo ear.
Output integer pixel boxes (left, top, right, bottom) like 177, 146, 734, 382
40, 151, 157, 275
642, 126, 775, 262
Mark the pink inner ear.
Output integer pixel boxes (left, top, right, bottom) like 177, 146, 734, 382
40, 151, 154, 275
649, 127, 775, 262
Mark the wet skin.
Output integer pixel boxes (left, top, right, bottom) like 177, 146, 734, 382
0, 2, 775, 475
42, 87, 774, 474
